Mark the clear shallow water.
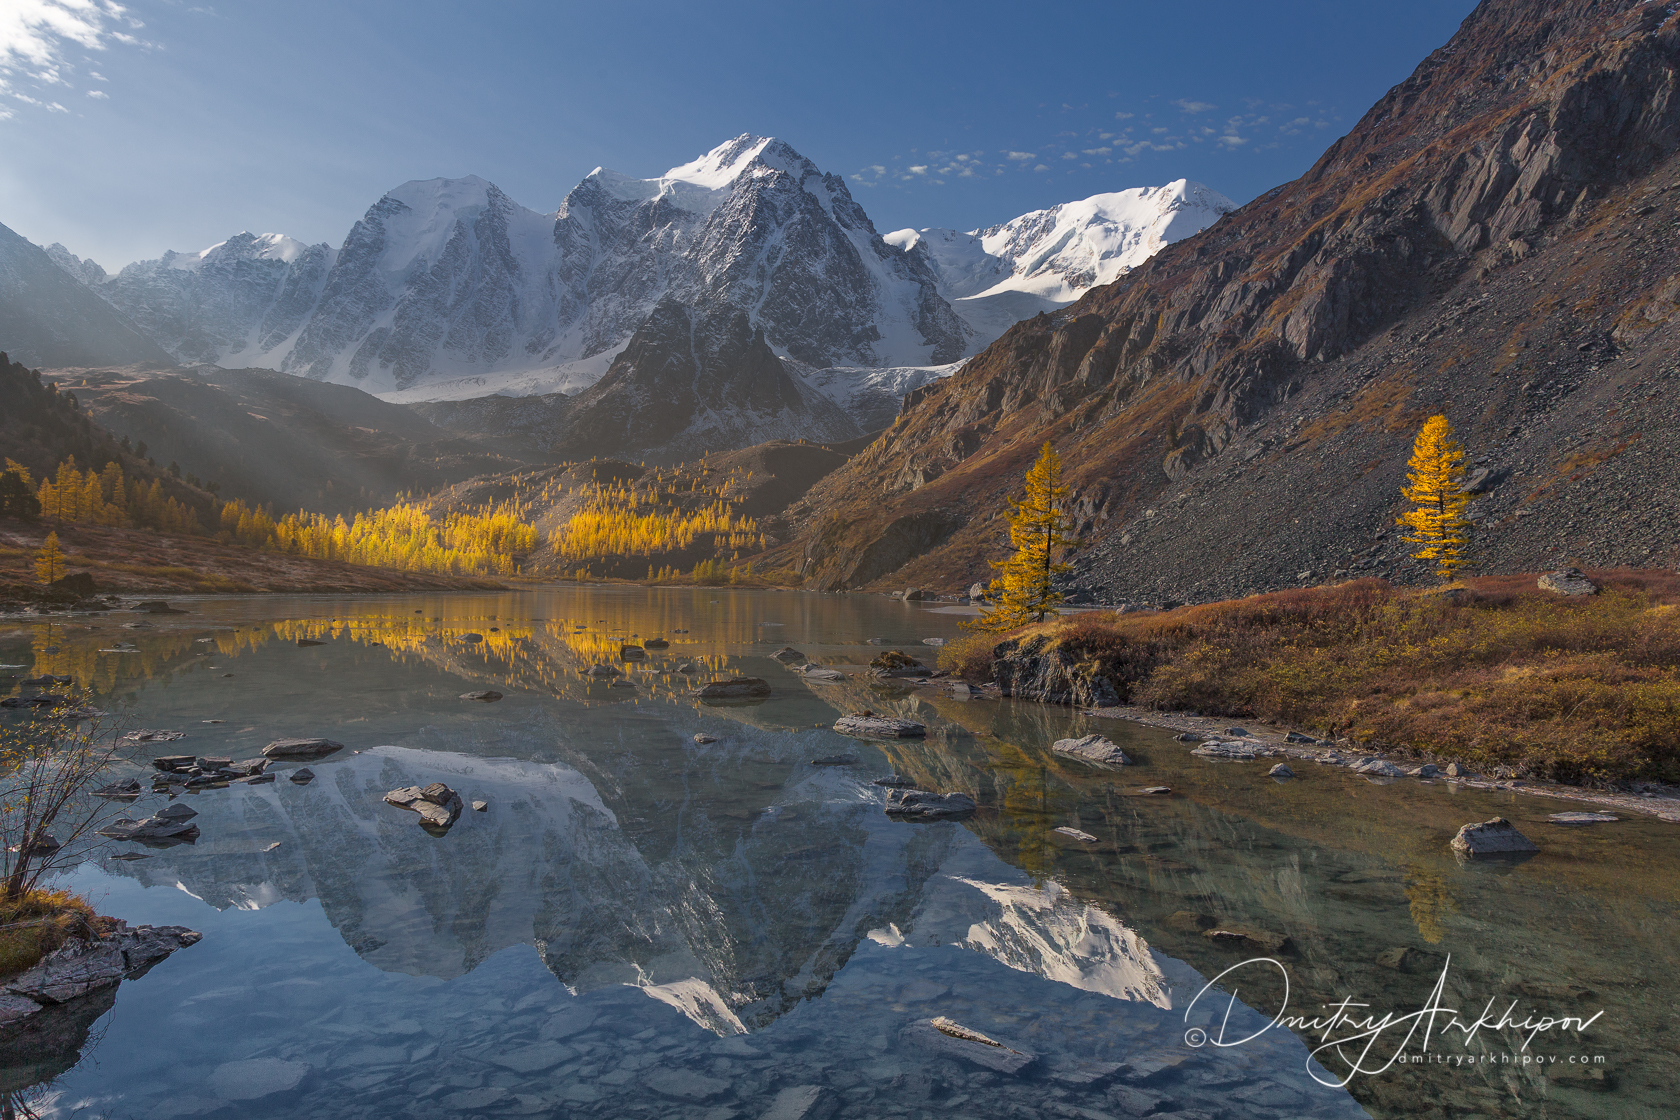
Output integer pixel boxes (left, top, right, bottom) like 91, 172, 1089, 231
1, 587, 1676, 1119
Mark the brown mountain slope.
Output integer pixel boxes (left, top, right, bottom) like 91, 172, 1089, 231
786, 0, 1680, 601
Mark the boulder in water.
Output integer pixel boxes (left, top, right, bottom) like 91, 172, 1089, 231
1450, 817, 1539, 857
884, 789, 976, 820
1052, 734, 1131, 766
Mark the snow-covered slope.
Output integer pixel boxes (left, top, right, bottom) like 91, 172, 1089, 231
885, 180, 1235, 339
97, 231, 336, 366
48, 147, 1234, 446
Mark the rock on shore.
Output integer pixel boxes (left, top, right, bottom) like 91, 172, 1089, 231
0, 923, 200, 1026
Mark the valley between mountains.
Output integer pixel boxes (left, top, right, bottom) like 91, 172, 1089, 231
3, 0, 1678, 671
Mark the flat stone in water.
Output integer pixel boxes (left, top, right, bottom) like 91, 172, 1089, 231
1053, 826, 1098, 842
1550, 811, 1618, 825
1052, 734, 1131, 766
262, 738, 344, 760
900, 1017, 1035, 1075
694, 677, 771, 699
207, 1059, 311, 1100
810, 755, 859, 766
460, 690, 503, 702
835, 714, 925, 738
885, 789, 976, 820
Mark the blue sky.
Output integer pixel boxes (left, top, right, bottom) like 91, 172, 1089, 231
3, 0, 1477, 269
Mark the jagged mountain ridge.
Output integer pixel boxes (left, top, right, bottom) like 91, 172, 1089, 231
70, 139, 974, 401
784, 0, 1680, 598
100, 232, 337, 366
884, 179, 1235, 340
45, 142, 1231, 414
0, 221, 173, 369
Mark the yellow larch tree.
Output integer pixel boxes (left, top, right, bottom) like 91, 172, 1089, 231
34, 532, 65, 585
969, 442, 1079, 633
1398, 413, 1472, 580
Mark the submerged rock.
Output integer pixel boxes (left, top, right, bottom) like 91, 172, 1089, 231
1053, 826, 1098, 842
800, 666, 845, 681
693, 677, 772, 700
261, 738, 344, 760
1549, 811, 1618, 825
642, 638, 670, 649
288, 767, 315, 784
835, 714, 925, 738
460, 690, 503, 702
884, 789, 976, 820
900, 1017, 1035, 1074
587, 664, 621, 678
810, 755, 859, 766
692, 733, 718, 744
1192, 741, 1260, 760
1052, 734, 1131, 766
771, 646, 808, 665
871, 774, 916, 787
206, 1058, 311, 1102
1451, 817, 1539, 857
96, 815, 200, 843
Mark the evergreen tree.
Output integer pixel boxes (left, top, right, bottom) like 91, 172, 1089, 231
0, 470, 40, 520
1398, 414, 1472, 580
34, 533, 65, 585
969, 442, 1078, 632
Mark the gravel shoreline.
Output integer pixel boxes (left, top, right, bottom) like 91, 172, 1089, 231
1080, 703, 1680, 823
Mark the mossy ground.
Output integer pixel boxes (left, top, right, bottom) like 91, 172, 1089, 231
0, 889, 107, 981
942, 569, 1680, 784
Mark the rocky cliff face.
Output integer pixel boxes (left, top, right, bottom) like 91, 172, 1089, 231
547, 299, 862, 464
99, 233, 336, 367
789, 0, 1680, 598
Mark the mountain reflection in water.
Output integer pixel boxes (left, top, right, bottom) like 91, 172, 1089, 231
2, 587, 1671, 1119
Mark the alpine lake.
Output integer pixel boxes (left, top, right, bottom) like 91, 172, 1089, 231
1, 587, 1675, 1120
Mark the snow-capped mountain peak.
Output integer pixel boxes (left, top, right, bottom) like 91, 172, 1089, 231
178, 231, 314, 270
889, 178, 1236, 304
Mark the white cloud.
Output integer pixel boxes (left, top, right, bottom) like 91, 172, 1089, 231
0, 1, 154, 112
1172, 99, 1216, 114
1005, 150, 1033, 161
907, 165, 927, 175
1114, 111, 1133, 120
1217, 134, 1248, 147
1061, 151, 1076, 160
85, 86, 105, 98
1081, 146, 1110, 156
1032, 163, 1049, 172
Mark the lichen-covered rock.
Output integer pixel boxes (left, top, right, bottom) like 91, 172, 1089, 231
1051, 734, 1131, 766
1451, 817, 1539, 857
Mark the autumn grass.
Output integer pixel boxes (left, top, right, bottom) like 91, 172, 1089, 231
0, 888, 106, 980
940, 571, 1680, 784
